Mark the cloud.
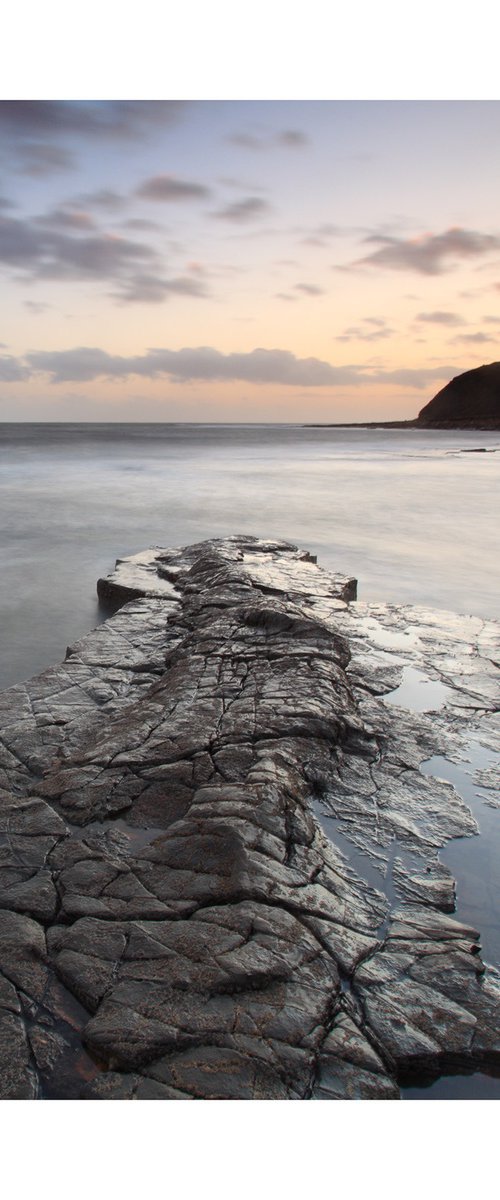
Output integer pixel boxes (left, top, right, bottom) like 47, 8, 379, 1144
35, 232, 156, 282
277, 129, 308, 147
0, 355, 29, 381
213, 196, 271, 222
122, 218, 162, 232
0, 103, 188, 180
0, 211, 173, 302
160, 276, 209, 298
416, 310, 466, 326
0, 101, 186, 142
335, 317, 393, 343
24, 300, 51, 314
116, 274, 209, 304
294, 282, 324, 296
16, 142, 74, 176
136, 174, 210, 202
0, 213, 155, 275
483, 314, 500, 324
111, 274, 172, 304
77, 189, 126, 211
299, 223, 338, 246
451, 331, 496, 344
26, 345, 353, 385
0, 215, 43, 264
37, 207, 96, 231
0, 203, 215, 305
352, 227, 500, 275
228, 132, 264, 151
19, 345, 457, 391
26, 347, 134, 382
228, 129, 308, 151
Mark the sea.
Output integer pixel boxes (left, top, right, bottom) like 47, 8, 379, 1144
1, 422, 499, 691
1, 421, 499, 1099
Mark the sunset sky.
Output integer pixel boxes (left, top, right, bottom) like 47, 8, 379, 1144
2, 99, 500, 422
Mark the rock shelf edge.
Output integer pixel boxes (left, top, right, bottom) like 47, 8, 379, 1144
0, 534, 498, 1100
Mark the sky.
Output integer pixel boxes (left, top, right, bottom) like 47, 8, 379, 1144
2, 98, 500, 422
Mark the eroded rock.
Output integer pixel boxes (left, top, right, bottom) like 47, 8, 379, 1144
0, 534, 498, 1099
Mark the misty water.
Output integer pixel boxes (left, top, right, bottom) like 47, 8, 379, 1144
1, 422, 499, 690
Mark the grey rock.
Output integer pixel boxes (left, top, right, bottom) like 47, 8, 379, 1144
0, 534, 498, 1099
312, 1011, 400, 1099
0, 1009, 38, 1099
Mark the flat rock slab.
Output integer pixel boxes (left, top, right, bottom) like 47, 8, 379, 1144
0, 534, 498, 1100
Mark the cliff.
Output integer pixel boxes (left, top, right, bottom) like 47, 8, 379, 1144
418, 362, 500, 428
0, 535, 498, 1099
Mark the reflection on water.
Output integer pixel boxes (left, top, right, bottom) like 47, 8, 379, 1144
402, 740, 500, 1099
355, 617, 421, 651
0, 422, 499, 688
383, 666, 453, 712
404, 1072, 500, 1100
420, 742, 500, 968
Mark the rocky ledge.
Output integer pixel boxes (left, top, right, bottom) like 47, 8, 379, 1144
0, 535, 499, 1100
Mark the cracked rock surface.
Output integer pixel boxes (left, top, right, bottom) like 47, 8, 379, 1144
0, 534, 498, 1099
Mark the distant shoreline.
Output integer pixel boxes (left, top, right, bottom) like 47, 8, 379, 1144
304, 420, 417, 429
304, 420, 500, 430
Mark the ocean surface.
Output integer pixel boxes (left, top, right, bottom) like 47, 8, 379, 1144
0, 422, 499, 690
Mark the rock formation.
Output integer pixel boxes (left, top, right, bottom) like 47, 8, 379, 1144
0, 535, 498, 1099
418, 362, 500, 428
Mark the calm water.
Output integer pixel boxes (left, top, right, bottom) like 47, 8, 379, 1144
0, 422, 499, 690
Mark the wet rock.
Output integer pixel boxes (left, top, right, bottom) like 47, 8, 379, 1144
311, 1010, 400, 1099
392, 856, 456, 913
0, 534, 498, 1099
0, 1008, 38, 1099
0, 909, 48, 1000
353, 906, 499, 1080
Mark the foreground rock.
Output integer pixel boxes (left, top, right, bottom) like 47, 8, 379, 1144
0, 535, 498, 1099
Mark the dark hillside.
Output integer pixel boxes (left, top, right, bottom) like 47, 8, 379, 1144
418, 362, 500, 428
